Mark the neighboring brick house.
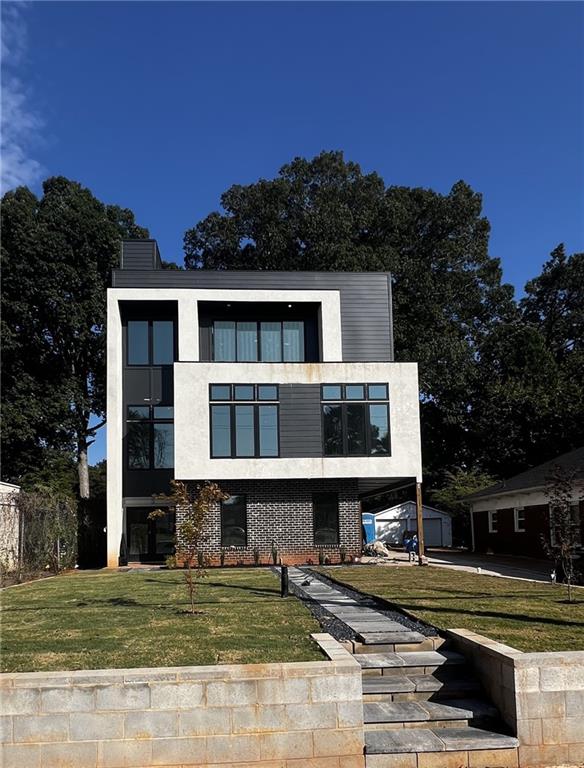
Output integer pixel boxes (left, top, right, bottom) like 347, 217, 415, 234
106, 240, 423, 567
466, 447, 584, 558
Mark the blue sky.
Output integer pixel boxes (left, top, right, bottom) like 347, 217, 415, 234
2, 1, 582, 464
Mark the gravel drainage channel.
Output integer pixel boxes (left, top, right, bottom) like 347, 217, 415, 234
280, 566, 439, 643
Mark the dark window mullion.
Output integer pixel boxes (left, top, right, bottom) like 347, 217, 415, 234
342, 404, 348, 455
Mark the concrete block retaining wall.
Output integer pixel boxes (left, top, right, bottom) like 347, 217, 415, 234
447, 629, 584, 767
0, 634, 365, 768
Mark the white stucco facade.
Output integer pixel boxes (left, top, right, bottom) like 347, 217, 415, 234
173, 361, 422, 482
106, 284, 422, 567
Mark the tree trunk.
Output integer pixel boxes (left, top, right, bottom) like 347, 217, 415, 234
77, 437, 90, 499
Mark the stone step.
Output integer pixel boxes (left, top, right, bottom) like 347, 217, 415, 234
355, 650, 466, 671
362, 673, 483, 701
364, 699, 499, 730
365, 747, 520, 768
365, 725, 519, 755
356, 630, 426, 646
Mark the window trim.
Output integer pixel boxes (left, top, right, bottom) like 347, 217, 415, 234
488, 510, 498, 534
126, 404, 174, 470
220, 494, 248, 548
513, 506, 526, 533
210, 403, 280, 459
126, 319, 176, 367
320, 400, 391, 457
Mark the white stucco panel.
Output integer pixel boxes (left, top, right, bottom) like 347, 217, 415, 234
174, 361, 422, 482
107, 287, 342, 362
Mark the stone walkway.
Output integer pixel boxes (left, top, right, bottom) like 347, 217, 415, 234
288, 566, 519, 767
288, 567, 425, 644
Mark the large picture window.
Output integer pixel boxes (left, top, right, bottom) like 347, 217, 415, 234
221, 495, 247, 547
313, 492, 340, 545
210, 385, 279, 458
127, 406, 174, 469
321, 384, 390, 457
127, 320, 175, 365
212, 320, 305, 362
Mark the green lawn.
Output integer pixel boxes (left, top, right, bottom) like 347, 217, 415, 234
319, 566, 584, 653
0, 569, 322, 673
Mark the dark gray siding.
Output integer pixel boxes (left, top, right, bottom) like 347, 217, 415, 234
121, 241, 161, 270
279, 384, 322, 458
112, 270, 393, 362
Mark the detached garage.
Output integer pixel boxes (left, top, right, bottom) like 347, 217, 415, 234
366, 501, 453, 548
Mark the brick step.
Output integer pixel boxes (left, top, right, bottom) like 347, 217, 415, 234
364, 699, 499, 731
362, 673, 483, 702
356, 650, 466, 674
364, 725, 519, 755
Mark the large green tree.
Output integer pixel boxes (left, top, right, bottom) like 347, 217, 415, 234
1, 177, 149, 496
184, 151, 516, 480
470, 245, 584, 477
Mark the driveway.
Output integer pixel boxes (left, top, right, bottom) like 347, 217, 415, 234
359, 549, 555, 583
424, 550, 553, 582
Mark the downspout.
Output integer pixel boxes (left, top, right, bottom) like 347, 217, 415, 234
470, 506, 476, 552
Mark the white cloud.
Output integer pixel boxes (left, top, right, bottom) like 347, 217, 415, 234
1, 2, 43, 194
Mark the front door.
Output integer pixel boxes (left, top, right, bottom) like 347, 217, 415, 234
126, 507, 175, 563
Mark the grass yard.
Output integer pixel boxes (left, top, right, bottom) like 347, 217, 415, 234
319, 566, 584, 653
0, 568, 322, 673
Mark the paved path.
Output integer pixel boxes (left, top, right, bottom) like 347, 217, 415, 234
287, 567, 424, 643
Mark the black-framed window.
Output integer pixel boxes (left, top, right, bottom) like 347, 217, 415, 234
212, 320, 305, 362
313, 492, 340, 545
221, 495, 247, 547
321, 384, 390, 457
127, 320, 175, 365
210, 384, 279, 458
127, 405, 174, 469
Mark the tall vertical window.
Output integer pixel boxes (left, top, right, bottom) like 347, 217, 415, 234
127, 321, 149, 365
235, 406, 255, 456
214, 321, 236, 362
127, 320, 175, 365
221, 495, 247, 547
283, 321, 304, 361
210, 405, 231, 457
152, 321, 174, 364
513, 507, 526, 533
210, 385, 279, 458
313, 492, 340, 544
212, 320, 305, 362
237, 322, 258, 361
488, 510, 498, 533
127, 406, 174, 469
321, 384, 390, 457
260, 322, 282, 362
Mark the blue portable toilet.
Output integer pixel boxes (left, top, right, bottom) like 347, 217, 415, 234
362, 512, 376, 545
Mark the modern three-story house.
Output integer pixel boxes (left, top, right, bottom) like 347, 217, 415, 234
106, 239, 423, 567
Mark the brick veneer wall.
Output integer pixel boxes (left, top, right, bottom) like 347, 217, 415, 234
447, 629, 584, 768
473, 504, 551, 558
0, 634, 365, 768
181, 479, 362, 566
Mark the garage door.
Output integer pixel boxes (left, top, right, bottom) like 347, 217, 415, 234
423, 518, 443, 547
